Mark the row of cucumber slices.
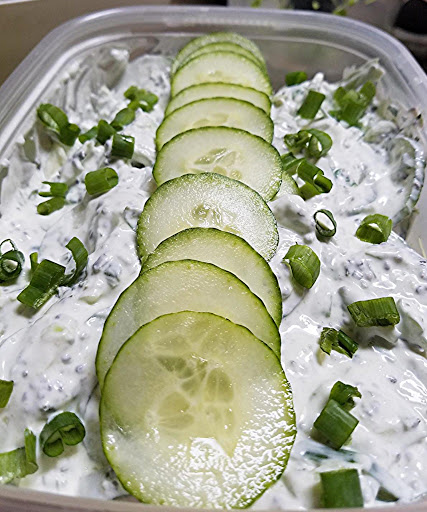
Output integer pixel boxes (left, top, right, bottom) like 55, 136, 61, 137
97, 32, 296, 509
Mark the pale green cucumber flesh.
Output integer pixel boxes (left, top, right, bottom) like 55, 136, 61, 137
96, 260, 281, 387
143, 227, 282, 326
171, 52, 272, 97
137, 172, 278, 262
100, 311, 295, 509
172, 32, 266, 75
156, 97, 273, 149
165, 82, 271, 116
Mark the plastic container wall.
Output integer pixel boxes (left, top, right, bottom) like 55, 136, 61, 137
0, 6, 426, 512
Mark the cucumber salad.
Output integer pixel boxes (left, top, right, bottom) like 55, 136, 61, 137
0, 32, 426, 509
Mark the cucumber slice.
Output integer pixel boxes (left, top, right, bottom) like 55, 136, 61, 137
96, 260, 281, 386
137, 173, 278, 262
142, 227, 282, 326
165, 83, 271, 116
173, 42, 266, 76
171, 52, 272, 97
100, 311, 295, 509
153, 127, 281, 201
156, 98, 273, 149
172, 32, 266, 75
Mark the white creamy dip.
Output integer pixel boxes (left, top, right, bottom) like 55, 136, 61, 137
0, 46, 426, 509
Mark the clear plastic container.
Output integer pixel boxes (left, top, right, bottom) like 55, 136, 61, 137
0, 5, 426, 512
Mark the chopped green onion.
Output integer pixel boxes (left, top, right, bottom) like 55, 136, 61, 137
314, 209, 336, 237
281, 152, 298, 172
30, 252, 39, 272
111, 107, 135, 131
296, 160, 333, 199
297, 90, 325, 119
37, 197, 65, 215
347, 297, 400, 327
40, 412, 85, 457
376, 488, 399, 503
283, 244, 320, 289
284, 129, 332, 159
17, 260, 65, 309
124, 86, 158, 112
0, 239, 24, 282
355, 214, 392, 244
331, 81, 376, 126
62, 237, 88, 286
112, 133, 135, 159
0, 380, 13, 408
96, 120, 116, 145
37, 104, 80, 146
85, 167, 119, 196
285, 71, 308, 86
330, 381, 361, 411
314, 399, 359, 449
78, 126, 98, 144
320, 469, 364, 508
38, 181, 68, 198
0, 429, 38, 485
319, 328, 358, 358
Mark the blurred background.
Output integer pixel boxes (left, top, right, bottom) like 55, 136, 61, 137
0, 0, 425, 85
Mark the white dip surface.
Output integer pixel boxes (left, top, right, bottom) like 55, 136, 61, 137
0, 47, 426, 508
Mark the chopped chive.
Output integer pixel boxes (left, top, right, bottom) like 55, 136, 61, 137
85, 167, 119, 196
283, 244, 320, 289
39, 181, 68, 198
314, 209, 336, 237
17, 260, 65, 309
37, 104, 80, 146
0, 429, 38, 485
37, 197, 65, 215
319, 328, 358, 358
124, 86, 158, 112
96, 120, 116, 145
40, 412, 85, 458
320, 469, 364, 508
0, 380, 14, 408
285, 71, 308, 86
0, 239, 24, 282
111, 107, 135, 131
78, 126, 98, 144
347, 297, 400, 327
330, 381, 361, 411
314, 398, 359, 449
297, 90, 325, 119
355, 214, 392, 244
112, 133, 135, 159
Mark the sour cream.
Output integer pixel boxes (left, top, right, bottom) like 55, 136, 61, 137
0, 46, 426, 509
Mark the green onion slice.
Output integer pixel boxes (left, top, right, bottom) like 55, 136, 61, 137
96, 120, 116, 145
40, 412, 85, 457
111, 107, 135, 131
283, 244, 320, 289
39, 181, 68, 198
330, 381, 361, 411
285, 71, 308, 86
347, 297, 400, 327
37, 197, 65, 216
331, 81, 376, 126
30, 252, 39, 272
297, 90, 325, 119
314, 398, 359, 450
17, 260, 65, 309
0, 380, 14, 408
314, 209, 336, 237
319, 328, 358, 358
0, 429, 38, 485
78, 126, 98, 144
85, 167, 119, 196
284, 129, 332, 159
62, 237, 88, 286
281, 152, 298, 173
296, 160, 333, 200
112, 133, 135, 159
0, 239, 24, 282
37, 104, 80, 146
355, 214, 392, 244
124, 86, 158, 112
320, 469, 364, 508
